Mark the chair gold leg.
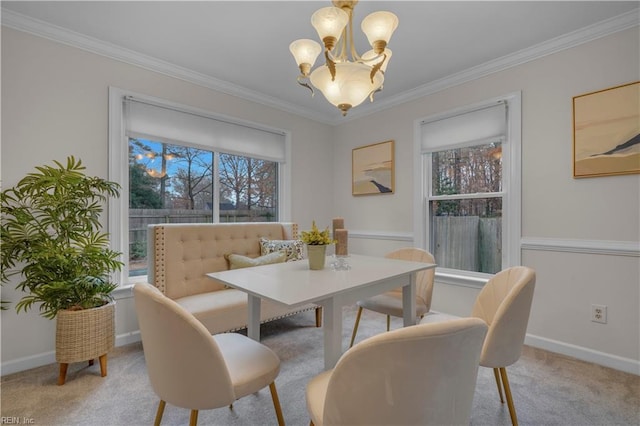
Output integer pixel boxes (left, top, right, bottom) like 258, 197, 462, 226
349, 307, 363, 348
499, 367, 518, 426
189, 409, 198, 426
269, 382, 286, 426
494, 368, 505, 403
315, 307, 323, 327
386, 315, 390, 332
154, 400, 166, 426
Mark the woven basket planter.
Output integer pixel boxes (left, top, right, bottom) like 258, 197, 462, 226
55, 301, 115, 384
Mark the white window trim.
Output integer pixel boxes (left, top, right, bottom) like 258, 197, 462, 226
108, 87, 292, 287
413, 92, 522, 287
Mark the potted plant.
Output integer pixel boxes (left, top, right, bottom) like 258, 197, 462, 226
1, 156, 123, 385
300, 221, 335, 270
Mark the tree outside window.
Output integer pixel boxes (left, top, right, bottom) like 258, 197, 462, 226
429, 142, 503, 274
128, 139, 278, 277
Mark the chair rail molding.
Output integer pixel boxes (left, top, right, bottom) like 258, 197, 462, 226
521, 237, 640, 257
348, 229, 414, 242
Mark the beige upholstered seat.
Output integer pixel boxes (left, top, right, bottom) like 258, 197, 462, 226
133, 283, 285, 426
349, 247, 435, 347
307, 317, 488, 426
420, 266, 536, 426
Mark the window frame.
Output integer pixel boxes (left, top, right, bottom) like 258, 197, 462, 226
413, 92, 522, 287
108, 87, 292, 287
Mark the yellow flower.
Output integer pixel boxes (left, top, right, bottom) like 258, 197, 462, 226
300, 221, 335, 245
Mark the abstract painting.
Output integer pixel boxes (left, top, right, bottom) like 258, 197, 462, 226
352, 140, 395, 195
573, 81, 640, 178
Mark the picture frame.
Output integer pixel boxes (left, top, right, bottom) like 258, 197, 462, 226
573, 81, 640, 178
352, 140, 395, 195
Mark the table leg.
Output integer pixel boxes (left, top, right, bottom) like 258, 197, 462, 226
321, 299, 343, 370
402, 273, 417, 327
247, 294, 261, 341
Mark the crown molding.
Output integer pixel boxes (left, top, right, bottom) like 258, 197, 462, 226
0, 8, 336, 125
343, 8, 640, 122
2, 7, 638, 126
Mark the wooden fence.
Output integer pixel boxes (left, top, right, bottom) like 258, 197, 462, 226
433, 216, 501, 274
128, 208, 276, 261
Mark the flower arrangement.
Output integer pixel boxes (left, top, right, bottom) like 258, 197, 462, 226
300, 221, 335, 245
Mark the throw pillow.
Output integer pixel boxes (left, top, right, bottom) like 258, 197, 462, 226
259, 237, 304, 262
225, 251, 287, 270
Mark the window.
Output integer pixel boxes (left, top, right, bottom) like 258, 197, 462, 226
415, 93, 521, 284
109, 88, 290, 285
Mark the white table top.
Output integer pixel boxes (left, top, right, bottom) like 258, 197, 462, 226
206, 254, 436, 308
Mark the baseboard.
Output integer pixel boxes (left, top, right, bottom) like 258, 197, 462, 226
4, 329, 637, 377
1, 350, 56, 377
1, 331, 142, 377
525, 333, 640, 376
115, 330, 142, 347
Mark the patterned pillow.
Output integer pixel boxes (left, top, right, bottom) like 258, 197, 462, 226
225, 251, 287, 270
259, 237, 304, 262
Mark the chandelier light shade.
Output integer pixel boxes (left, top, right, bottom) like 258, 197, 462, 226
290, 0, 398, 116
311, 7, 349, 49
289, 39, 322, 75
361, 11, 399, 51
310, 62, 384, 114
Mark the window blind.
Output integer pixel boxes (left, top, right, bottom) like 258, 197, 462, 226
421, 102, 506, 153
124, 98, 286, 162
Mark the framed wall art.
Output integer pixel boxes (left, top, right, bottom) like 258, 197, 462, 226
352, 140, 395, 195
573, 81, 640, 178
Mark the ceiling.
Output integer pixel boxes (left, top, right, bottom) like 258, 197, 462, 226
2, 1, 638, 124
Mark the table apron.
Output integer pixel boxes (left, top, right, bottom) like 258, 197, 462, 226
316, 274, 413, 308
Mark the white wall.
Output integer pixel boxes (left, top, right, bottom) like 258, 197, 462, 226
332, 27, 640, 374
0, 27, 335, 373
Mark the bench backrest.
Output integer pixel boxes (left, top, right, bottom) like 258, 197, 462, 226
148, 222, 298, 299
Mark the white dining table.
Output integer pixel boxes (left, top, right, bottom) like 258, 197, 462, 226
207, 253, 436, 370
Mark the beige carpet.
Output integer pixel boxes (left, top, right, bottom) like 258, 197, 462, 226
2, 305, 639, 426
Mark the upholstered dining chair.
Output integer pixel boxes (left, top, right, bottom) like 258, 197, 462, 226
420, 266, 536, 426
306, 317, 488, 426
349, 247, 435, 347
133, 283, 285, 426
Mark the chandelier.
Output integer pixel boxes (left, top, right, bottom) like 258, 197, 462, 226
289, 0, 398, 116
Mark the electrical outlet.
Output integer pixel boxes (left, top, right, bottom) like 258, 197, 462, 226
591, 304, 607, 324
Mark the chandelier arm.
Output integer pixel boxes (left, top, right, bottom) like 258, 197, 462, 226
369, 85, 383, 103
296, 75, 315, 97
369, 53, 387, 83
348, 8, 359, 61
325, 48, 340, 64
358, 52, 384, 64
325, 50, 337, 81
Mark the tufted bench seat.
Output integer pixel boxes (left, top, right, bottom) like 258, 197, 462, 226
147, 222, 321, 334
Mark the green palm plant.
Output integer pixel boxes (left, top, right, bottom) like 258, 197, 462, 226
1, 156, 123, 319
